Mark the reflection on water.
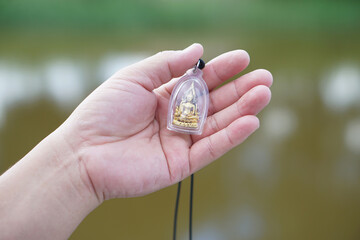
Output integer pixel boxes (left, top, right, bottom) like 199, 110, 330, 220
239, 144, 275, 184
190, 218, 225, 240
44, 59, 86, 108
320, 64, 360, 112
344, 118, 360, 155
1, 33, 360, 239
98, 53, 148, 82
263, 107, 298, 142
0, 52, 148, 127
230, 205, 265, 240
334, 155, 360, 188
0, 62, 34, 127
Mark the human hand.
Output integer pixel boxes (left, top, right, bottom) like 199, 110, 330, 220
60, 43, 272, 201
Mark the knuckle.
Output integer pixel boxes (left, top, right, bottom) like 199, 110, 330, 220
207, 137, 217, 159
209, 115, 220, 133
207, 95, 216, 115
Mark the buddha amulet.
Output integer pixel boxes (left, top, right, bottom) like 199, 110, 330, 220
167, 62, 209, 135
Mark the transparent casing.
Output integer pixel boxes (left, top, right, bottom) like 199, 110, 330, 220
167, 68, 209, 135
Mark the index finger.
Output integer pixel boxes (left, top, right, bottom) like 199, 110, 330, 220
203, 49, 250, 91
157, 49, 250, 97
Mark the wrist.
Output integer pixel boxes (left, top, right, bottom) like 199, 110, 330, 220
0, 126, 100, 239
49, 125, 102, 205
47, 126, 102, 208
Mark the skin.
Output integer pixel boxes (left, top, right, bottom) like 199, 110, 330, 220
0, 43, 272, 239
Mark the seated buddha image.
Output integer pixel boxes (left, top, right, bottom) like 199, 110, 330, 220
173, 82, 199, 128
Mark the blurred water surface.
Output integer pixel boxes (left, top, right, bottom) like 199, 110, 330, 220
1, 1, 360, 239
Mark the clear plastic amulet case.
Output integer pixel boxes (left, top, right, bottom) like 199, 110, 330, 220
167, 67, 209, 135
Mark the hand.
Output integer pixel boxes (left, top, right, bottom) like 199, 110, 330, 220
61, 43, 272, 201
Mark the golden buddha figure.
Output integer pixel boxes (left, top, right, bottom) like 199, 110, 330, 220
173, 82, 199, 128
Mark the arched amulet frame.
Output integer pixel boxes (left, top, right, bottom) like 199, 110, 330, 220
167, 60, 209, 135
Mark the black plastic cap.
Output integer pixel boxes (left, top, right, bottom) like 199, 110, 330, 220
198, 59, 205, 69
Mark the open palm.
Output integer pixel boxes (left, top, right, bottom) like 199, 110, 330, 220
64, 44, 272, 201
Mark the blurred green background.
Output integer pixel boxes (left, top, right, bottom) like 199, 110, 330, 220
1, 0, 360, 239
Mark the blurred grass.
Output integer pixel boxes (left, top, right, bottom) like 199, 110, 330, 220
0, 0, 359, 34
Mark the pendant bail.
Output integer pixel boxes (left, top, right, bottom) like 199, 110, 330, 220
193, 59, 205, 73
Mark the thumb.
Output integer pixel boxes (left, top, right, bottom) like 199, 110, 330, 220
112, 43, 204, 91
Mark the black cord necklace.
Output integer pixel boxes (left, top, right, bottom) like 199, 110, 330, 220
169, 58, 207, 240
189, 174, 194, 240
173, 181, 181, 240
173, 174, 194, 240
